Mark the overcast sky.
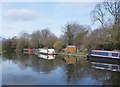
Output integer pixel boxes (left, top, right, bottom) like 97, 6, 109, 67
1, 0, 102, 38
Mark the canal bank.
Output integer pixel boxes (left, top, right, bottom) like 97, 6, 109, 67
59, 52, 87, 60
0, 51, 6, 55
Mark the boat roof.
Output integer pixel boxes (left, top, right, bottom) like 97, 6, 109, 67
48, 49, 54, 50
92, 50, 120, 53
67, 45, 76, 47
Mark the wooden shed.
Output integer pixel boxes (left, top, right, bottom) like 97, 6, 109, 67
66, 45, 76, 53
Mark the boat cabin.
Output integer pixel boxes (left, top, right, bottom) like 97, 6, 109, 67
88, 50, 120, 59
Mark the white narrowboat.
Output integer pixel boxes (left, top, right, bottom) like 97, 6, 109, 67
38, 48, 56, 55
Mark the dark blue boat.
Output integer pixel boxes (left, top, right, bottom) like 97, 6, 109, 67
87, 50, 120, 60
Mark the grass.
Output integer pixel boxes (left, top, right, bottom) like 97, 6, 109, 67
74, 52, 87, 55
0, 51, 3, 55
0, 49, 6, 55
59, 51, 87, 57
0, 49, 1, 52
59, 51, 87, 61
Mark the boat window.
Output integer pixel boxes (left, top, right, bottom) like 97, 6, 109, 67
112, 65, 118, 69
112, 53, 118, 57
97, 64, 108, 68
95, 52, 108, 56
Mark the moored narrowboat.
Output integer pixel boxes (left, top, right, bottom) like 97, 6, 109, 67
47, 49, 56, 55
23, 48, 33, 54
38, 48, 56, 55
87, 50, 120, 60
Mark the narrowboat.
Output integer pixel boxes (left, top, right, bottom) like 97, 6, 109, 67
23, 48, 33, 54
38, 48, 56, 55
47, 49, 56, 55
87, 50, 120, 60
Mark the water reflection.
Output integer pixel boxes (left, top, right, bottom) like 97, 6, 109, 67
38, 54, 55, 60
91, 62, 120, 72
1, 52, 120, 85
89, 58, 120, 85
0, 56, 2, 87
2, 52, 61, 74
63, 56, 77, 64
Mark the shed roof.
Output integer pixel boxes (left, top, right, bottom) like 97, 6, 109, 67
67, 45, 76, 47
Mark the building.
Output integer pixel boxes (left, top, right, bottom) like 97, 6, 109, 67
66, 45, 77, 53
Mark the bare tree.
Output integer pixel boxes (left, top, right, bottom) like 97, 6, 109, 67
40, 29, 58, 48
16, 32, 30, 52
103, 0, 120, 24
40, 29, 50, 47
30, 30, 41, 48
91, 3, 107, 29
117, 0, 120, 36
91, 0, 120, 28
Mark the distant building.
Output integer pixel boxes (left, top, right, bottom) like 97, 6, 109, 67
66, 45, 76, 53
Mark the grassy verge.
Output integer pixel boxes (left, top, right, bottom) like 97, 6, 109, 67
59, 52, 87, 61
74, 52, 87, 55
0, 52, 3, 55
0, 44, 1, 55
0, 50, 6, 55
59, 52, 87, 57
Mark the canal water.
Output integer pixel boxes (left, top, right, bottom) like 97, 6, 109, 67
1, 52, 120, 85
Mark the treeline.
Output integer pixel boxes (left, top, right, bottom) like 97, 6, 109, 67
2, 29, 60, 52
1, 1, 120, 52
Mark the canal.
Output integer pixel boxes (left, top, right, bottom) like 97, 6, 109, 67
1, 52, 120, 85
